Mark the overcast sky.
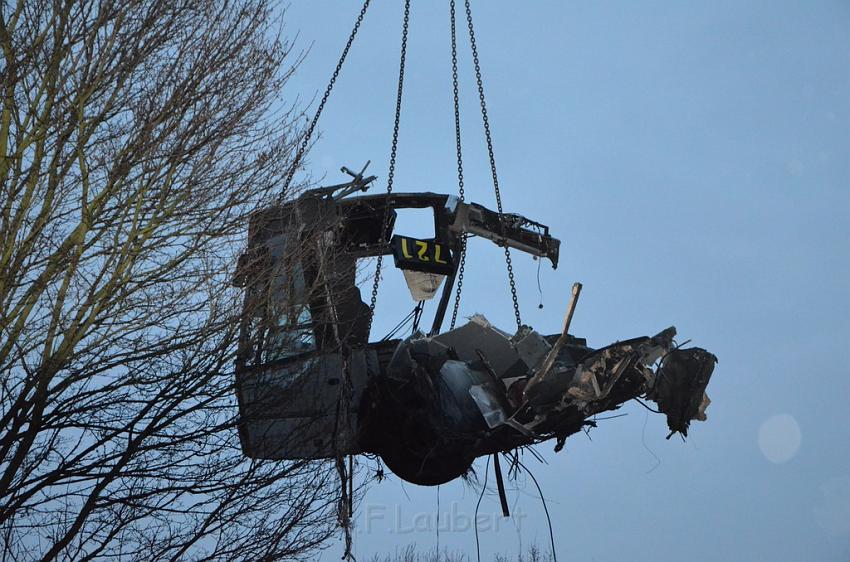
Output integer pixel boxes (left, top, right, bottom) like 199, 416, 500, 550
275, 2, 850, 560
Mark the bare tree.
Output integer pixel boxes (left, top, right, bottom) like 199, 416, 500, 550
0, 1, 340, 559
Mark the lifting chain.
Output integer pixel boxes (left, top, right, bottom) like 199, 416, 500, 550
276, 8, 371, 558
464, 0, 523, 331
368, 0, 411, 331
449, 0, 467, 330
281, 0, 372, 195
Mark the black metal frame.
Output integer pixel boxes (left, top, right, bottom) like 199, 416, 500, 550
234, 182, 560, 373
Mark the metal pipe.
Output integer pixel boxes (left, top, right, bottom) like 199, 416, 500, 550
428, 241, 462, 335
523, 282, 582, 396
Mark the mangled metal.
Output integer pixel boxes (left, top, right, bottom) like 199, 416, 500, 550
233, 176, 717, 486
356, 318, 715, 485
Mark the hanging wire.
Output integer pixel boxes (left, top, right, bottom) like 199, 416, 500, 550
332, 356, 355, 560
411, 300, 425, 333
536, 257, 544, 309
634, 396, 662, 413
516, 459, 557, 562
641, 410, 662, 474
474, 455, 491, 562
380, 305, 419, 341
436, 485, 441, 554
281, 0, 372, 195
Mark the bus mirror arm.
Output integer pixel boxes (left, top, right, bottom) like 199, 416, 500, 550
449, 201, 560, 269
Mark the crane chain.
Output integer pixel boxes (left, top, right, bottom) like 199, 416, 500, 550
464, 0, 523, 331
281, 0, 372, 195
449, 0, 467, 331
368, 0, 411, 330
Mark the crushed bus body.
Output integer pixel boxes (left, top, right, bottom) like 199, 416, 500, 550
233, 178, 716, 486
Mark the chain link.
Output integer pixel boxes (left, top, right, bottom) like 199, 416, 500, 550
449, 0, 467, 330
449, 236, 467, 330
281, 0, 372, 195
464, 0, 522, 330
368, 0, 411, 331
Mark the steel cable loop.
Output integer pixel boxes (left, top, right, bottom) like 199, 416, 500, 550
464, 0, 523, 331
281, 0, 372, 195
449, 0, 468, 331
368, 0, 412, 331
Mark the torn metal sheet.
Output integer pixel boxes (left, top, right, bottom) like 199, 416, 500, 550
649, 347, 718, 436
469, 384, 507, 429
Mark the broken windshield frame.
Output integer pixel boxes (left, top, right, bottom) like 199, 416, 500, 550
234, 185, 561, 371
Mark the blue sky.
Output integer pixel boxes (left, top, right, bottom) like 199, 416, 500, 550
276, 1, 850, 560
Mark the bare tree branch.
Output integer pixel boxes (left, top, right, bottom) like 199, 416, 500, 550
0, 1, 337, 560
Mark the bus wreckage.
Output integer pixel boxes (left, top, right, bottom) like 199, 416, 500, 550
233, 173, 717, 486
